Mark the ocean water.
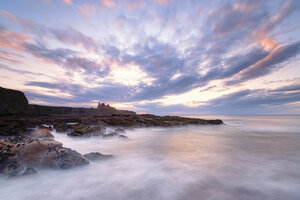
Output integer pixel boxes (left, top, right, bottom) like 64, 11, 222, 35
1, 115, 300, 200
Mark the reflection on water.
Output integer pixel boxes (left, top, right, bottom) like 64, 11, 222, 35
1, 116, 300, 200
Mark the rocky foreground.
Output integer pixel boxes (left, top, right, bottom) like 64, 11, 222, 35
0, 86, 223, 178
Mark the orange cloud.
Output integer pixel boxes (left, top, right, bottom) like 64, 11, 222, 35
63, 0, 73, 4
102, 0, 116, 7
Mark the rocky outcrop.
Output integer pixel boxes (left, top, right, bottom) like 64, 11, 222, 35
98, 114, 223, 127
0, 136, 89, 177
0, 87, 28, 116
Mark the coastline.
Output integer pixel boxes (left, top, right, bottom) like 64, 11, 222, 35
0, 86, 223, 178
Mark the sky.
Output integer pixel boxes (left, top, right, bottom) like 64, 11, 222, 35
0, 0, 300, 115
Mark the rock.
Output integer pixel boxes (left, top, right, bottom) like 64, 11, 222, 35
0, 87, 29, 116
53, 122, 69, 132
0, 136, 89, 177
39, 125, 53, 131
32, 127, 54, 138
118, 134, 128, 139
0, 119, 28, 136
22, 167, 37, 176
115, 127, 125, 133
102, 131, 119, 138
68, 124, 104, 137
83, 152, 113, 161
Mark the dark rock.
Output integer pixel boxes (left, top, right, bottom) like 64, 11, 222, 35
83, 152, 113, 161
0, 119, 28, 136
118, 134, 128, 139
0, 137, 89, 177
53, 122, 69, 132
115, 127, 125, 133
102, 131, 119, 138
68, 124, 104, 137
22, 167, 37, 176
0, 87, 28, 116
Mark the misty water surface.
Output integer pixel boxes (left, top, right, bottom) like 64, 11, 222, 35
1, 116, 300, 200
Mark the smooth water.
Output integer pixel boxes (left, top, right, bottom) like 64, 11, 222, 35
1, 116, 300, 200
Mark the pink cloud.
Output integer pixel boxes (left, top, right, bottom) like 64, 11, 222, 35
154, 0, 170, 6
102, 0, 116, 7
78, 4, 97, 16
0, 28, 27, 52
126, 0, 146, 10
63, 0, 73, 4
254, 1, 297, 51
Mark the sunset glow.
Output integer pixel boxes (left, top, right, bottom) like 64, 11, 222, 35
0, 0, 299, 115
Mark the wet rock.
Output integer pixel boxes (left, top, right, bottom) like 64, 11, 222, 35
22, 167, 37, 176
68, 124, 104, 137
0, 136, 89, 177
115, 127, 125, 133
102, 131, 119, 138
118, 134, 128, 139
53, 122, 69, 132
83, 152, 113, 161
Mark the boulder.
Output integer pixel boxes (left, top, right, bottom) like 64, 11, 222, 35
0, 136, 89, 177
83, 152, 113, 161
0, 87, 28, 115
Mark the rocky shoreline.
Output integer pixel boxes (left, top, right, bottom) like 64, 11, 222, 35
0, 86, 223, 178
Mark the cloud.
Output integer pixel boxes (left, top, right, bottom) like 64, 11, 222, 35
78, 4, 97, 16
0, 26, 27, 51
0, 64, 51, 77
23, 42, 110, 76
207, 0, 265, 38
102, 0, 116, 7
206, 86, 300, 114
0, 10, 99, 53
63, 0, 72, 5
154, 0, 170, 6
226, 41, 300, 85
126, 0, 146, 10
25, 81, 134, 104
273, 83, 300, 92
1, 0, 300, 115
254, 0, 300, 50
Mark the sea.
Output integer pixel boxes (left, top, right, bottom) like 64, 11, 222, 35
1, 115, 300, 200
